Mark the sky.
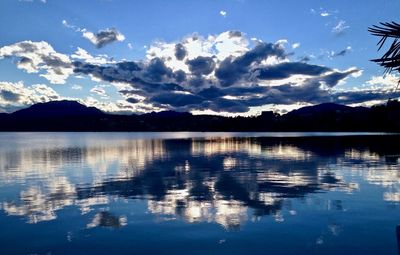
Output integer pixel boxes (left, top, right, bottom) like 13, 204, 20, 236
0, 0, 399, 115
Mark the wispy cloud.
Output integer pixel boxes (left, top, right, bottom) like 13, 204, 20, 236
330, 46, 352, 57
332, 20, 349, 36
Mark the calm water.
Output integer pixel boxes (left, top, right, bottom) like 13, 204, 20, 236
0, 132, 399, 255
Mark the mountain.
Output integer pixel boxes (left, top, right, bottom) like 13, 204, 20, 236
282, 103, 371, 131
286, 103, 366, 117
12, 100, 105, 118
1, 100, 400, 131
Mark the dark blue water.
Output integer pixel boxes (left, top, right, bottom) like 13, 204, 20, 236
0, 132, 399, 255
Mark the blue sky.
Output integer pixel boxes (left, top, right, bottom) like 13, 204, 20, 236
0, 0, 399, 115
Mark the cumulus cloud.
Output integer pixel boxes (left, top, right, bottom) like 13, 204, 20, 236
2, 31, 392, 115
0, 41, 73, 84
82, 28, 125, 48
0, 81, 60, 112
62, 20, 125, 48
71, 47, 114, 65
69, 31, 363, 113
366, 74, 399, 89
220, 10, 227, 17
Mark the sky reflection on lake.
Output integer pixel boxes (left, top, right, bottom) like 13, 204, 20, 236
0, 132, 399, 255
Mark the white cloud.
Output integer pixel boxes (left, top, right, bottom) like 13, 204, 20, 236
90, 85, 108, 98
320, 12, 330, 17
127, 43, 133, 50
71, 47, 114, 65
0, 41, 73, 84
0, 81, 60, 112
332, 20, 349, 35
219, 10, 227, 17
71, 84, 82, 90
292, 43, 300, 49
366, 74, 399, 89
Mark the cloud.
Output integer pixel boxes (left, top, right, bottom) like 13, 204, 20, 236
0, 81, 60, 112
220, 10, 227, 17
174, 43, 187, 60
127, 43, 133, 50
1, 31, 379, 114
332, 20, 349, 36
0, 41, 73, 84
71, 47, 114, 65
69, 32, 359, 113
71, 84, 82, 90
90, 85, 108, 97
62, 20, 125, 48
215, 42, 286, 86
320, 12, 330, 17
82, 28, 125, 48
186, 56, 216, 76
19, 0, 46, 3
331, 46, 352, 57
366, 74, 399, 88
292, 43, 300, 49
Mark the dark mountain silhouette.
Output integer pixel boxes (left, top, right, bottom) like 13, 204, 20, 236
12, 100, 104, 118
1, 100, 400, 131
286, 102, 365, 117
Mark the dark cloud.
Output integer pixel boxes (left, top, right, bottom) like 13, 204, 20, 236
299, 56, 311, 62
150, 93, 204, 108
333, 90, 400, 105
174, 70, 186, 83
67, 35, 359, 113
174, 43, 187, 60
321, 69, 358, 87
256, 62, 331, 80
332, 47, 351, 57
126, 97, 139, 104
0, 90, 20, 102
84, 28, 125, 48
215, 42, 286, 86
144, 57, 173, 82
228, 31, 243, 37
186, 56, 216, 76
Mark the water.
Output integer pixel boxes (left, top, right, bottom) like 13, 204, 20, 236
0, 132, 399, 255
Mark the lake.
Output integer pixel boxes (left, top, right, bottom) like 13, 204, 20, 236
0, 132, 399, 255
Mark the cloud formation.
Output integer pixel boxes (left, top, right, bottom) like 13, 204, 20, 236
0, 81, 60, 112
332, 20, 349, 36
1, 30, 397, 115
62, 20, 125, 48
82, 28, 125, 48
0, 41, 73, 84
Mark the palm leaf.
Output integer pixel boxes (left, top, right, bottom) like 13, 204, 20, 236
369, 22, 400, 75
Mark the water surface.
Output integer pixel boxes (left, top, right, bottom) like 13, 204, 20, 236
0, 132, 399, 255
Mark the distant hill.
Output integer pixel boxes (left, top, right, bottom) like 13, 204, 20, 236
286, 103, 366, 117
1, 100, 400, 131
12, 100, 104, 118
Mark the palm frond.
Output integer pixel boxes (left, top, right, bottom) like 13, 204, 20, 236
369, 21, 400, 75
